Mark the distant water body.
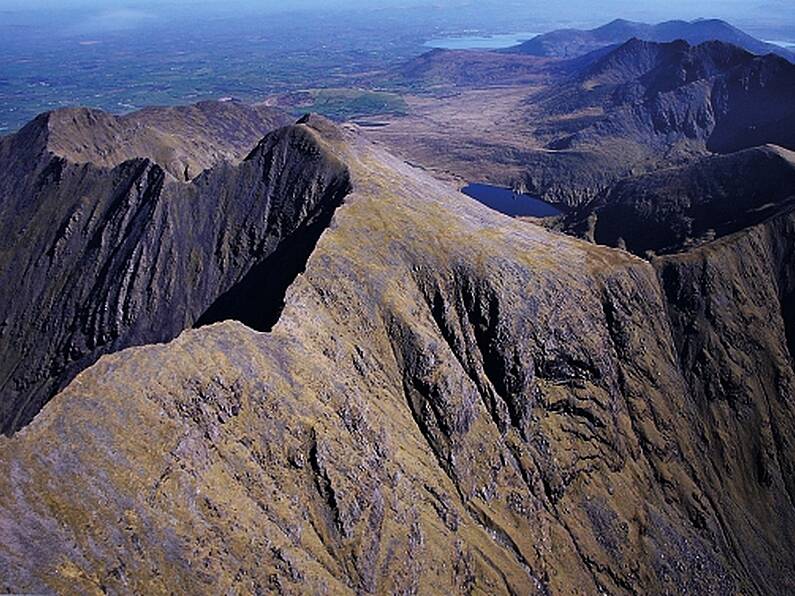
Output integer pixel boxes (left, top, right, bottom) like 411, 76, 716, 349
424, 32, 539, 50
462, 184, 562, 217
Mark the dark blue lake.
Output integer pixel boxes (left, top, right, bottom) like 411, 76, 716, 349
462, 183, 562, 217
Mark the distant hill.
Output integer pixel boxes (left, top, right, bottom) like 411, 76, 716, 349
542, 38, 795, 156
389, 48, 558, 89
2, 100, 291, 181
504, 19, 795, 63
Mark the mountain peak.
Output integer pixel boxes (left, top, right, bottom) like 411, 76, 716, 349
506, 18, 795, 62
583, 37, 755, 87
296, 112, 347, 142
0, 101, 291, 181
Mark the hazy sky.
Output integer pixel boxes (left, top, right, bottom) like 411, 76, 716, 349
1, 0, 792, 20
1, 0, 794, 38
2, 0, 793, 132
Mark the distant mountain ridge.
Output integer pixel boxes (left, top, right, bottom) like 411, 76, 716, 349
504, 18, 795, 63
391, 48, 558, 88
2, 100, 291, 181
579, 37, 750, 89
542, 38, 795, 158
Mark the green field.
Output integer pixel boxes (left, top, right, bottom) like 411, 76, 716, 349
288, 88, 408, 120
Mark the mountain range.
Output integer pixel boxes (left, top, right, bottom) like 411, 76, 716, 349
504, 18, 795, 62
529, 38, 795, 197
371, 36, 795, 207
1, 21, 795, 596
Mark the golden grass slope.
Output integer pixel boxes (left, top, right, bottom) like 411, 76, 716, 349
1, 120, 794, 594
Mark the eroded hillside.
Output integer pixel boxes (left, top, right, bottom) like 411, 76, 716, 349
0, 110, 350, 434
1, 118, 794, 595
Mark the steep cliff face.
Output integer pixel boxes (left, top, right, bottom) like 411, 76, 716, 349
567, 145, 795, 254
0, 123, 793, 594
655, 208, 795, 585
0, 116, 351, 434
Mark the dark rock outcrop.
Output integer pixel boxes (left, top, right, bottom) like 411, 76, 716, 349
566, 145, 795, 254
0, 114, 351, 434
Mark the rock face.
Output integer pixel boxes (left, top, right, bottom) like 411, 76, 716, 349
20, 99, 292, 180
656, 209, 795, 575
0, 112, 351, 434
0, 120, 794, 594
505, 18, 795, 62
566, 145, 795, 254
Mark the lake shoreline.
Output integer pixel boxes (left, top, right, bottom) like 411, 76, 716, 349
461, 182, 563, 217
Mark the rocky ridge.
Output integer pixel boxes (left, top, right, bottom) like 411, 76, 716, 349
0, 112, 350, 434
540, 39, 795, 156
14, 99, 291, 181
0, 118, 794, 594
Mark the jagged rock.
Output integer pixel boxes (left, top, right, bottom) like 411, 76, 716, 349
0, 121, 793, 594
564, 144, 795, 254
0, 113, 351, 433
540, 39, 795, 156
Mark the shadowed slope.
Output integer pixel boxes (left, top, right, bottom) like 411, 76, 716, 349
565, 145, 795, 254
509, 39, 795, 206
0, 115, 351, 434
